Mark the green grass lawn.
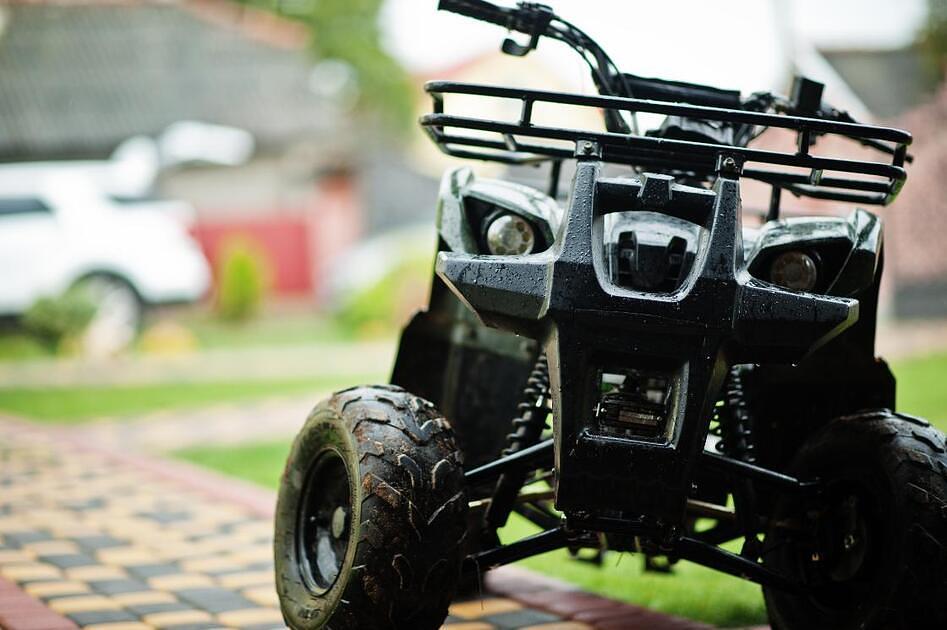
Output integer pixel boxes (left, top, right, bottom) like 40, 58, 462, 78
892, 353, 947, 428
177, 440, 292, 488
0, 378, 360, 423
179, 311, 364, 350
0, 328, 51, 361
0, 310, 392, 362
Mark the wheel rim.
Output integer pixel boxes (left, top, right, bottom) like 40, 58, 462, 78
297, 449, 352, 594
81, 276, 141, 354
777, 480, 880, 613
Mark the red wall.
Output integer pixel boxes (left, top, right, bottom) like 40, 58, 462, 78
190, 174, 363, 300
192, 217, 314, 295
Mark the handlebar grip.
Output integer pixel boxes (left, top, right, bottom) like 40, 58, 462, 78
437, 0, 511, 28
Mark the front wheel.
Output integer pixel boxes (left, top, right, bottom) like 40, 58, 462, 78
762, 409, 947, 629
275, 385, 468, 629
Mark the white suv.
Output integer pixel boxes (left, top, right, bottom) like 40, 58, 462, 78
0, 167, 211, 353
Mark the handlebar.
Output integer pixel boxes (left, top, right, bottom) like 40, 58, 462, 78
437, 0, 512, 28
436, 0, 908, 161
439, 0, 634, 132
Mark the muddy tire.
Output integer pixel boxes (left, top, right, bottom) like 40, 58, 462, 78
274, 385, 468, 629
762, 409, 947, 629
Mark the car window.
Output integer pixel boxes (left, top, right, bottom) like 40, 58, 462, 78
0, 197, 51, 217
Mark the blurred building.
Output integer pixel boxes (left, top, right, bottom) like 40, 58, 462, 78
0, 0, 365, 299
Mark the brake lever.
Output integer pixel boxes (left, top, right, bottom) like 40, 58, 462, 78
501, 2, 554, 57
501, 34, 541, 56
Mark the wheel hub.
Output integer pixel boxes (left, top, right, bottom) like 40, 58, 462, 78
297, 450, 351, 593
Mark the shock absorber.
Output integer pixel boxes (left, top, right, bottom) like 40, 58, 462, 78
715, 365, 762, 556
715, 366, 756, 463
502, 354, 550, 456
483, 354, 551, 534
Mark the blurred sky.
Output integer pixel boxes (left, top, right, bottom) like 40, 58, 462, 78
382, 0, 928, 96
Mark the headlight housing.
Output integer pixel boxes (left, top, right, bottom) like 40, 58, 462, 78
769, 250, 818, 292
485, 213, 535, 255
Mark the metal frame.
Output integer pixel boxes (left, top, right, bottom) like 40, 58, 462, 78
421, 81, 912, 206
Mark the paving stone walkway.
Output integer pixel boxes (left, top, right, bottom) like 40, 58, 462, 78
0, 417, 733, 630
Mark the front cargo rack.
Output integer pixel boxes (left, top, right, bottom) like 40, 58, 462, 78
420, 81, 912, 206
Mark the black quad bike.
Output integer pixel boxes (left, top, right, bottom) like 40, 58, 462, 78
274, 2, 947, 628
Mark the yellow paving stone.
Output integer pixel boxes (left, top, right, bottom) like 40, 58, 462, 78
0, 517, 32, 532
154, 543, 213, 561
105, 520, 163, 537
441, 624, 495, 630
187, 537, 244, 555
449, 597, 523, 619
171, 521, 229, 537
227, 530, 273, 545
241, 585, 279, 607
84, 624, 152, 630
66, 565, 128, 581
229, 521, 272, 536
23, 540, 80, 555
97, 547, 157, 566
216, 608, 284, 626
137, 530, 186, 544
1, 562, 62, 581
0, 549, 36, 564
218, 571, 274, 589
143, 610, 214, 626
112, 591, 177, 606
521, 624, 594, 630
227, 547, 274, 564
47, 524, 103, 537
25, 581, 91, 597
148, 573, 215, 590
180, 556, 242, 574
49, 594, 121, 613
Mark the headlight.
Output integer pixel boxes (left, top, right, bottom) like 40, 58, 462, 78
769, 250, 818, 291
486, 214, 535, 255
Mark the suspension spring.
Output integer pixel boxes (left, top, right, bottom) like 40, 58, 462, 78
484, 353, 551, 534
713, 366, 756, 463
503, 354, 551, 456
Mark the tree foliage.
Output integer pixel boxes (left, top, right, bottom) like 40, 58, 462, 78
237, 0, 413, 130
922, 0, 947, 82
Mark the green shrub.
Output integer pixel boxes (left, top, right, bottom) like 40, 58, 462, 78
22, 287, 96, 350
215, 237, 270, 322
335, 253, 430, 337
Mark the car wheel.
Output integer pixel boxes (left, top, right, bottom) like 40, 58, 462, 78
78, 274, 142, 356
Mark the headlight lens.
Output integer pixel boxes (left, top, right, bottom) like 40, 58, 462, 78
486, 214, 535, 255
769, 250, 818, 291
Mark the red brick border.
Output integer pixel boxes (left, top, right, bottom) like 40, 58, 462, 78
0, 577, 77, 630
487, 565, 716, 630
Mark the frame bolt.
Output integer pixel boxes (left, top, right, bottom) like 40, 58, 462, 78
722, 156, 737, 171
